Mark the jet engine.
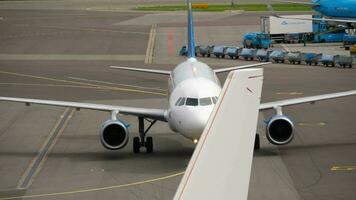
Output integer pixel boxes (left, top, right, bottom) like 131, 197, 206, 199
100, 119, 129, 150
266, 115, 294, 145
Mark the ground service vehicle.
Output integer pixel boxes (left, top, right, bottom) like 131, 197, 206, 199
243, 32, 271, 49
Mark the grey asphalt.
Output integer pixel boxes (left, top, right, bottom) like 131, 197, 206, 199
0, 6, 356, 200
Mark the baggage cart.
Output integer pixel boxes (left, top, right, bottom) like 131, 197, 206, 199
304, 53, 321, 66
240, 48, 257, 60
213, 46, 228, 58
256, 49, 271, 62
336, 55, 353, 68
287, 51, 305, 64
225, 47, 240, 59
199, 45, 214, 57
320, 54, 336, 67
270, 49, 287, 63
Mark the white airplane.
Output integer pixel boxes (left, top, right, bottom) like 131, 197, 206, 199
1, 0, 356, 154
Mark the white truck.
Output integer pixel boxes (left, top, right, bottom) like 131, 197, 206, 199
261, 15, 313, 43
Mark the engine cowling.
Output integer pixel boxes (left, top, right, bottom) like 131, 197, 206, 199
100, 120, 129, 150
266, 115, 294, 145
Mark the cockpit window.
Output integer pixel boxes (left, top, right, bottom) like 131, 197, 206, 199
177, 97, 186, 106
186, 98, 199, 106
200, 97, 212, 106
211, 96, 218, 104
175, 97, 182, 106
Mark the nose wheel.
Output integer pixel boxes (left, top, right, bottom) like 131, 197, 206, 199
133, 117, 156, 153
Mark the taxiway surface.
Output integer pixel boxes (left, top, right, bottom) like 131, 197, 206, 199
0, 7, 355, 200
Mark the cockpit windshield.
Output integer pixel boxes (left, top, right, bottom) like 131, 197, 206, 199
186, 98, 199, 106
175, 96, 217, 107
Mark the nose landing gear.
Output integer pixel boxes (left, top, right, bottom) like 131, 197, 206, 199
133, 117, 157, 153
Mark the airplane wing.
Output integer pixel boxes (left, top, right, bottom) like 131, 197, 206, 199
0, 97, 167, 121
110, 62, 271, 75
260, 90, 356, 110
110, 66, 171, 75
276, 15, 356, 24
174, 68, 263, 200
213, 62, 271, 74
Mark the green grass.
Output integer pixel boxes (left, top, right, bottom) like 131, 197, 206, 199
272, 3, 312, 11
135, 4, 311, 12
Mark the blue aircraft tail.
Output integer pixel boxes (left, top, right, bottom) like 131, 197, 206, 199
187, 0, 196, 58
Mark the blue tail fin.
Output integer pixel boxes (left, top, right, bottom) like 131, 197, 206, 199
187, 0, 196, 58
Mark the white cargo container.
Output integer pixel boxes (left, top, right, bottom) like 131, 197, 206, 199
261, 15, 313, 42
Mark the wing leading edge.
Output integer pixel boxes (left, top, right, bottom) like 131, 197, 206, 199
0, 97, 167, 122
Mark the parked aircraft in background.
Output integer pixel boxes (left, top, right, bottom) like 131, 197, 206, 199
1, 0, 356, 154
274, 0, 356, 26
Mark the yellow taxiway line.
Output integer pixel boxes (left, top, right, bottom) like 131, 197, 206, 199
0, 171, 184, 200
330, 166, 356, 171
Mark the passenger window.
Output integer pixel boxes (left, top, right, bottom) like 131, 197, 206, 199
175, 97, 182, 106
178, 97, 186, 106
186, 98, 198, 106
200, 97, 212, 106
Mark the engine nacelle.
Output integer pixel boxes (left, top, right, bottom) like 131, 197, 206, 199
266, 115, 294, 145
100, 120, 129, 150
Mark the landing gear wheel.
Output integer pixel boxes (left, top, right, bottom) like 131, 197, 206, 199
254, 134, 260, 150
133, 137, 140, 153
146, 136, 153, 153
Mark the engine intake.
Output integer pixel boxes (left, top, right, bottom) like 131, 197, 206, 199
266, 115, 294, 145
100, 120, 129, 150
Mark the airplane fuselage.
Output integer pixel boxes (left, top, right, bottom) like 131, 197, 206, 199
166, 58, 221, 140
313, 0, 356, 19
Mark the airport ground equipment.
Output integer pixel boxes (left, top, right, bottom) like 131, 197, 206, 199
284, 33, 300, 43
213, 46, 228, 58
179, 45, 188, 56
240, 48, 257, 60
351, 45, 356, 65
343, 35, 356, 50
256, 49, 271, 62
287, 51, 305, 64
199, 45, 214, 57
243, 32, 271, 49
261, 15, 313, 43
320, 54, 337, 67
270, 49, 287, 63
336, 55, 353, 68
226, 47, 241, 59
304, 53, 322, 65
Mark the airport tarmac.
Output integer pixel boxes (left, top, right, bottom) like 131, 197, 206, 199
0, 6, 356, 200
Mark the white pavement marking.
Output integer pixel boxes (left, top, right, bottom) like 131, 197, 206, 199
0, 54, 145, 61
67, 76, 166, 92
281, 44, 290, 52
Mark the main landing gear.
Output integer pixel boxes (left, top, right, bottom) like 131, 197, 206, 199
133, 117, 157, 153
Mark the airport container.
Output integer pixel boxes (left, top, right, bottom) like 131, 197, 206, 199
304, 53, 321, 66
269, 49, 287, 63
225, 47, 241, 59
240, 48, 257, 60
199, 45, 214, 57
213, 46, 228, 58
336, 55, 353, 68
287, 51, 305, 64
320, 54, 337, 67
256, 49, 271, 62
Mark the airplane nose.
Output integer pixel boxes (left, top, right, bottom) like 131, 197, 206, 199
180, 108, 211, 138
